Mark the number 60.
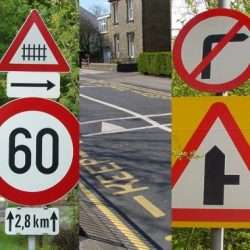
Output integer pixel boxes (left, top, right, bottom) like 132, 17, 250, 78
9, 128, 59, 174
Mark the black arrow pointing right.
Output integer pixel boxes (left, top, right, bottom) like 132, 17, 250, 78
6, 212, 14, 232
11, 80, 55, 90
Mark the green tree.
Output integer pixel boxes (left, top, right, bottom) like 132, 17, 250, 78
177, 0, 249, 27
79, 7, 101, 59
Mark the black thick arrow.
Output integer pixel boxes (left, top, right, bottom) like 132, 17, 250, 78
6, 212, 14, 232
203, 146, 240, 205
202, 33, 249, 79
11, 80, 55, 90
50, 212, 58, 232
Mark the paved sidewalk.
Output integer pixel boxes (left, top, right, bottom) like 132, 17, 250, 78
80, 237, 126, 250
81, 69, 171, 93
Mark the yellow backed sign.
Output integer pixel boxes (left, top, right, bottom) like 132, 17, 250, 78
172, 96, 250, 228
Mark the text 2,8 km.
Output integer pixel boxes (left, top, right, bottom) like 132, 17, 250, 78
9, 127, 59, 174
15, 214, 50, 229
6, 208, 59, 235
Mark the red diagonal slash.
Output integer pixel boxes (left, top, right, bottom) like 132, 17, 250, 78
190, 20, 244, 79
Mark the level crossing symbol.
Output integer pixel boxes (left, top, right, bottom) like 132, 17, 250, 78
0, 9, 70, 72
0, 9, 70, 98
21, 44, 47, 62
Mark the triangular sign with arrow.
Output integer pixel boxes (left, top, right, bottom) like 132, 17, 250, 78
0, 9, 70, 72
172, 102, 250, 227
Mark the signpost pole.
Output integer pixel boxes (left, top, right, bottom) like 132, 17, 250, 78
28, 236, 35, 250
218, 0, 230, 8
211, 228, 224, 250
211, 1, 230, 250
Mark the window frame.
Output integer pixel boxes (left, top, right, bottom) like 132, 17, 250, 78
114, 34, 120, 59
113, 1, 119, 24
128, 33, 135, 58
98, 19, 108, 33
127, 0, 134, 21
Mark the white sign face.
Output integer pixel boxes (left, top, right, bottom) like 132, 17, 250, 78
11, 24, 58, 65
0, 9, 70, 72
173, 118, 250, 209
0, 111, 73, 192
7, 72, 60, 98
173, 9, 250, 92
181, 16, 250, 84
0, 98, 78, 206
5, 207, 59, 235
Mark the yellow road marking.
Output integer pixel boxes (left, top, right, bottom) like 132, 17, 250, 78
107, 81, 169, 96
133, 195, 165, 218
165, 235, 172, 241
79, 182, 150, 250
81, 77, 170, 99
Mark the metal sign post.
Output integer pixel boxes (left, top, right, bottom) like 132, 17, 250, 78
1, 9, 73, 250
5, 207, 60, 250
218, 0, 230, 8
28, 236, 35, 250
211, 0, 230, 250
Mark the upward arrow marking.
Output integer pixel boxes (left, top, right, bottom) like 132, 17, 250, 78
50, 212, 58, 232
6, 212, 14, 232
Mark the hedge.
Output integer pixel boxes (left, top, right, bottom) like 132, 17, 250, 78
138, 52, 172, 76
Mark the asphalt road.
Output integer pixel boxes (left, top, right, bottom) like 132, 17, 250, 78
80, 69, 171, 250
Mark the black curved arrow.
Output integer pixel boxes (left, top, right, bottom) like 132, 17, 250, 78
202, 33, 249, 79
11, 80, 55, 90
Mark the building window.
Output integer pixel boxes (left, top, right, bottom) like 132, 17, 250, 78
98, 19, 108, 33
113, 2, 119, 24
114, 35, 120, 58
127, 0, 134, 21
128, 33, 135, 58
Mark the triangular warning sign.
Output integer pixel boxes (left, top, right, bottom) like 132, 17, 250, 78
172, 102, 250, 227
0, 9, 70, 72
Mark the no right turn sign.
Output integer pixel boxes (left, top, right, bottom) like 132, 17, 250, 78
173, 9, 250, 92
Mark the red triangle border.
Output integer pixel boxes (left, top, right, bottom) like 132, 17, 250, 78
0, 9, 70, 72
172, 102, 250, 223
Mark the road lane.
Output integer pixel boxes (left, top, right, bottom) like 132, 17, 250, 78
80, 70, 171, 250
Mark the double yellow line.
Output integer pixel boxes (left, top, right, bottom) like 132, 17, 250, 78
79, 181, 151, 250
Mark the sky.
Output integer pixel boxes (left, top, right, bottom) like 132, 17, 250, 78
80, 0, 110, 14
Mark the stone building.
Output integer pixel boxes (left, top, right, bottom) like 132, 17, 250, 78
97, 0, 171, 63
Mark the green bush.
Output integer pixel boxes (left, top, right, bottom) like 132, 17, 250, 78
172, 68, 250, 97
138, 52, 172, 76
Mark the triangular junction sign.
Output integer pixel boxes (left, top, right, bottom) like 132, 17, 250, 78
0, 9, 70, 72
172, 101, 250, 228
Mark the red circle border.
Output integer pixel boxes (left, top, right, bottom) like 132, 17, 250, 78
0, 98, 79, 206
173, 8, 250, 93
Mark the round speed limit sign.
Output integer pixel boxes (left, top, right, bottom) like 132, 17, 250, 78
0, 98, 79, 206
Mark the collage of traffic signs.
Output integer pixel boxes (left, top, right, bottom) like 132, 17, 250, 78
0, 1, 249, 250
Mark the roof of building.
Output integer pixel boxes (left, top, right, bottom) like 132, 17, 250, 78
97, 14, 111, 20
80, 7, 98, 27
